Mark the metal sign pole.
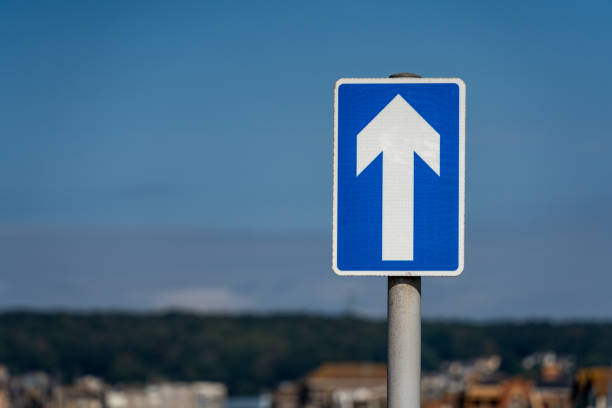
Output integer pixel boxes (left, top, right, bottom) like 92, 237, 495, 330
385, 72, 422, 408
388, 276, 421, 408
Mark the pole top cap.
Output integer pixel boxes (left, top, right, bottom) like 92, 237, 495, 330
389, 72, 422, 78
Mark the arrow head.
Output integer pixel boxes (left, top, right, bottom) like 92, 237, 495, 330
356, 94, 440, 176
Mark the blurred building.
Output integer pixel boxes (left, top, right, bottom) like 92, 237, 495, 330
422, 356, 503, 408
522, 352, 576, 384
571, 367, 611, 408
273, 381, 300, 408
105, 381, 226, 408
51, 376, 105, 408
427, 357, 501, 390
530, 385, 571, 408
0, 370, 225, 408
272, 362, 386, 408
9, 371, 55, 408
0, 365, 9, 408
463, 378, 532, 408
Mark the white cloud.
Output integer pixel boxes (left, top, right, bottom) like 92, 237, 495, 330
154, 286, 252, 312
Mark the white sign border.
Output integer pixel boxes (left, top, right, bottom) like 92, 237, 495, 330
332, 77, 466, 277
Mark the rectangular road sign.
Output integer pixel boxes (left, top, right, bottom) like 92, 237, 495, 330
333, 78, 465, 276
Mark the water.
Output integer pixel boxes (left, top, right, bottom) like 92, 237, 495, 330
226, 395, 271, 408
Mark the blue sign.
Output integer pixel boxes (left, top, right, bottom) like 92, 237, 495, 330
333, 78, 465, 276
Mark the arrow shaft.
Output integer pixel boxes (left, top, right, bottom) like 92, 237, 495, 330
382, 154, 414, 261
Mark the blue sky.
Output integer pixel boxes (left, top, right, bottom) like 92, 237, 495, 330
1, 1, 611, 318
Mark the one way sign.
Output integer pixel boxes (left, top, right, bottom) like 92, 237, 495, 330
332, 78, 465, 276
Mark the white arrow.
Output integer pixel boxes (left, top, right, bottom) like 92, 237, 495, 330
357, 94, 440, 261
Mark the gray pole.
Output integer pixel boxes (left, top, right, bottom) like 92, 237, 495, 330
387, 72, 423, 408
388, 277, 421, 408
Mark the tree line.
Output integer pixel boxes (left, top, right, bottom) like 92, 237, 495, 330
0, 311, 611, 394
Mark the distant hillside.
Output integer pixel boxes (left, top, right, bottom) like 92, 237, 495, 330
0, 312, 611, 394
